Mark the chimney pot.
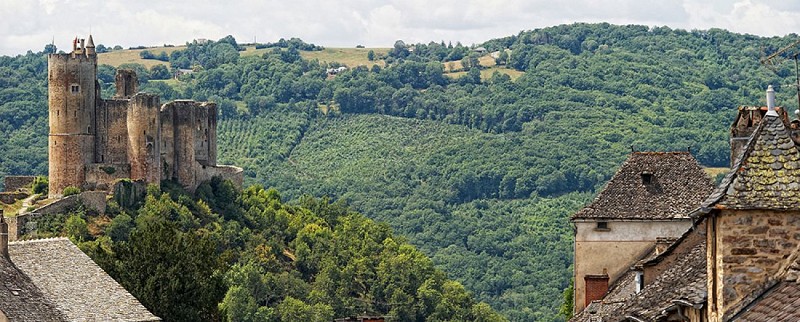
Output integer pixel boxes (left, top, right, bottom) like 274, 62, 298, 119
767, 85, 778, 117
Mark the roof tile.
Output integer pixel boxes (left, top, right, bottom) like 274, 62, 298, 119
572, 152, 714, 220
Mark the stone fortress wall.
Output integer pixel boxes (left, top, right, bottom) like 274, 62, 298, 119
47, 35, 242, 197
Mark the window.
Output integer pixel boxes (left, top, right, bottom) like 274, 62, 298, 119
641, 172, 653, 184
635, 271, 644, 293
70, 84, 80, 94
596, 221, 609, 230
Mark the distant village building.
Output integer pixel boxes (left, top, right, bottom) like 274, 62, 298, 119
327, 66, 348, 76
571, 86, 800, 321
473, 47, 487, 55
173, 68, 195, 79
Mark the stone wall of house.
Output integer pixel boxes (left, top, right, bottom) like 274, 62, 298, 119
573, 220, 693, 312
3, 176, 36, 192
710, 209, 800, 319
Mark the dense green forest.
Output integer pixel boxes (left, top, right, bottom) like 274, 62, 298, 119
35, 180, 503, 321
2, 23, 800, 320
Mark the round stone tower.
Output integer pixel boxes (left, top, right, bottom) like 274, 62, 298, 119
48, 36, 97, 197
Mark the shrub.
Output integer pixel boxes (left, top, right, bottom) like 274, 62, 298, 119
31, 176, 48, 195
63, 186, 81, 196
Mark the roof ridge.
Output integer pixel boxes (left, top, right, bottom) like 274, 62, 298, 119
9, 237, 70, 245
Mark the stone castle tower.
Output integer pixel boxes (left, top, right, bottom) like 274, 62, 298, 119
48, 35, 242, 197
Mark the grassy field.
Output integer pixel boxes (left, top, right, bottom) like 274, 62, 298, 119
445, 66, 525, 81
98, 46, 184, 68
300, 47, 389, 68
98, 45, 525, 82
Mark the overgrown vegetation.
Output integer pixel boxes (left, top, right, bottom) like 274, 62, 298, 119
2, 23, 800, 320
44, 180, 504, 321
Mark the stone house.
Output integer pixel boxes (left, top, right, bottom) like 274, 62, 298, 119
570, 151, 714, 311
571, 86, 800, 321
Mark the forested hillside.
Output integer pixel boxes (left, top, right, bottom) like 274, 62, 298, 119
2, 23, 800, 320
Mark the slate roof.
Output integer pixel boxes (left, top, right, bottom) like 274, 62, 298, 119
572, 152, 714, 220
572, 241, 707, 322
0, 254, 67, 321
699, 114, 800, 212
733, 282, 800, 321
9, 238, 160, 322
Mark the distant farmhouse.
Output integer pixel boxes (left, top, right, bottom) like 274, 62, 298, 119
571, 86, 800, 321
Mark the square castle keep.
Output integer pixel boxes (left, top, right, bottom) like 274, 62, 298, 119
47, 36, 242, 197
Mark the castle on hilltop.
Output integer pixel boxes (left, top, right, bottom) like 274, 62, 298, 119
47, 35, 242, 197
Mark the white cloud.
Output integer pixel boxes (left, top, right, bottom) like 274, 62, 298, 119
0, 0, 798, 56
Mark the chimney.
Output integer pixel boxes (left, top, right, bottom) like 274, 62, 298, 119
584, 270, 610, 307
766, 85, 778, 117
0, 211, 8, 260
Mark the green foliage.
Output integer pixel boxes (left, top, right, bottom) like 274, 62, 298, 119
29, 182, 499, 321
62, 186, 80, 196
106, 212, 133, 242
65, 213, 90, 243
558, 278, 574, 320
31, 175, 48, 194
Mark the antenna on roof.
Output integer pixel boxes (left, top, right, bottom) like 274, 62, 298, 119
761, 38, 800, 118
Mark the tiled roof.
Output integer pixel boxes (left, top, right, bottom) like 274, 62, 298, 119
572, 152, 714, 220
9, 238, 160, 322
733, 282, 800, 321
0, 255, 67, 321
731, 246, 800, 320
572, 241, 707, 322
700, 114, 800, 211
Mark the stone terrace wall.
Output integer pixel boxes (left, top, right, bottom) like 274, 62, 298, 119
3, 176, 36, 192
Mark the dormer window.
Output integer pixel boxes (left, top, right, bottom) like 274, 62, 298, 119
641, 172, 653, 184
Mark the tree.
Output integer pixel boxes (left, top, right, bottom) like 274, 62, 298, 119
367, 50, 375, 61
558, 278, 574, 320
150, 64, 170, 80
115, 206, 224, 321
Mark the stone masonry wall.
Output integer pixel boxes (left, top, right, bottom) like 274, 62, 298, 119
714, 209, 800, 318
3, 176, 36, 192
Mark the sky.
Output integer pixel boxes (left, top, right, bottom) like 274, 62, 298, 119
1, 0, 800, 56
